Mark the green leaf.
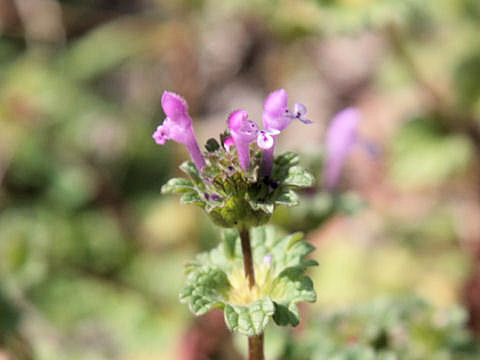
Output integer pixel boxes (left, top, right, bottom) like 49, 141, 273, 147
224, 297, 275, 336
272, 302, 300, 326
59, 22, 142, 81
180, 226, 317, 335
180, 161, 206, 190
284, 166, 314, 188
274, 152, 300, 168
275, 189, 300, 207
180, 266, 230, 315
180, 191, 205, 206
222, 229, 238, 260
161, 178, 194, 194
272, 152, 299, 181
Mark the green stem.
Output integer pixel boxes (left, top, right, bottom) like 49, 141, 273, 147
239, 228, 264, 360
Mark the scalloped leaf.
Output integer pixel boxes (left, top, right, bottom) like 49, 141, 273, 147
179, 226, 317, 335
270, 268, 316, 326
272, 302, 300, 326
224, 297, 275, 336
179, 266, 230, 315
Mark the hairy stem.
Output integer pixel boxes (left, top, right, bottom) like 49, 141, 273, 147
239, 228, 255, 288
239, 228, 264, 360
248, 334, 264, 360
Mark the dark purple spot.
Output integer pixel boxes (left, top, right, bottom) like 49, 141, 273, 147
204, 193, 210, 200
210, 194, 221, 201
228, 165, 234, 171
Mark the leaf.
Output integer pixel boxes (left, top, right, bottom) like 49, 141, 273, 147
180, 226, 317, 335
275, 189, 300, 207
283, 166, 314, 188
223, 229, 238, 260
59, 21, 142, 81
161, 178, 194, 194
180, 266, 231, 315
272, 302, 300, 326
274, 152, 299, 168
180, 161, 206, 190
180, 191, 205, 206
224, 297, 275, 336
272, 152, 299, 181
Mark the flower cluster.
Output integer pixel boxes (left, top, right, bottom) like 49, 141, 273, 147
154, 90, 316, 229
153, 89, 312, 176
154, 90, 362, 199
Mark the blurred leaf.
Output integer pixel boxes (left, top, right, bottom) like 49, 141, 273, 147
455, 50, 480, 107
389, 117, 473, 188
59, 21, 143, 81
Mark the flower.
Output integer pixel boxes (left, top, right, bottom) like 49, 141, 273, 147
153, 91, 206, 171
324, 107, 360, 190
228, 110, 259, 171
263, 89, 290, 132
291, 103, 313, 124
260, 89, 313, 176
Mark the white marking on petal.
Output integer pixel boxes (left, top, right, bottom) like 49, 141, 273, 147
257, 131, 274, 149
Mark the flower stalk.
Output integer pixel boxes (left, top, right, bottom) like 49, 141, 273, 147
239, 227, 264, 360
248, 334, 264, 360
239, 228, 255, 289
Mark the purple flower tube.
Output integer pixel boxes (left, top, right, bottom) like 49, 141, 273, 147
324, 107, 360, 190
153, 91, 206, 171
228, 110, 258, 171
260, 89, 312, 177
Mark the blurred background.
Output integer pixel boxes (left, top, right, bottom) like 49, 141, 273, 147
1, 0, 480, 359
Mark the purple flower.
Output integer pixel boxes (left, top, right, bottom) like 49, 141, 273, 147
260, 89, 313, 176
291, 103, 313, 124
153, 91, 206, 171
228, 110, 258, 171
324, 107, 360, 190
263, 89, 290, 132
